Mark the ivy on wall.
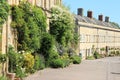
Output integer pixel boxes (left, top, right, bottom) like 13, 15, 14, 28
11, 1, 47, 51
0, 0, 10, 26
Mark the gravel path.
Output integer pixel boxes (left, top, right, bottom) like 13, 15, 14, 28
24, 57, 120, 80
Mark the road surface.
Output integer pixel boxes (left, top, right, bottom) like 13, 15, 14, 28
24, 57, 120, 80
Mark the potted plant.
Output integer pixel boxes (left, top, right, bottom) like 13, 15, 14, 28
6, 72, 16, 80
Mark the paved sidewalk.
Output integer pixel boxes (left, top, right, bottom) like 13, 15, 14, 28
24, 57, 120, 80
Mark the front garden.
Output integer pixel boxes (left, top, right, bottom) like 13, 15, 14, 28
0, 0, 81, 80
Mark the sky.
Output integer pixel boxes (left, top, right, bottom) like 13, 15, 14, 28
63, 0, 120, 25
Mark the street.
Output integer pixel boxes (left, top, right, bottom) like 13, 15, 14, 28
24, 57, 120, 80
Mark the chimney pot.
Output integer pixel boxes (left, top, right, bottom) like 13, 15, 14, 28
77, 8, 83, 16
105, 16, 109, 22
87, 11, 93, 18
98, 15, 103, 21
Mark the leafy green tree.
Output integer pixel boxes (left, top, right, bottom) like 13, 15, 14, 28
50, 6, 75, 47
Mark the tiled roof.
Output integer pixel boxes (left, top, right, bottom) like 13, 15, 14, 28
75, 15, 119, 29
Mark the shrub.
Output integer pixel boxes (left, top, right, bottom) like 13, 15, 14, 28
39, 33, 55, 60
50, 58, 64, 68
0, 76, 9, 80
100, 48, 105, 51
70, 55, 81, 64
8, 46, 25, 78
34, 54, 45, 70
62, 58, 71, 67
109, 51, 116, 56
60, 53, 71, 67
23, 52, 35, 73
49, 51, 59, 60
116, 51, 120, 56
45, 50, 60, 67
15, 67, 26, 78
0, 54, 6, 63
93, 51, 101, 59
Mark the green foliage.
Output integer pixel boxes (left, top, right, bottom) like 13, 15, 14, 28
45, 51, 60, 67
100, 48, 105, 51
47, 52, 71, 68
23, 52, 35, 73
50, 58, 64, 68
39, 33, 56, 59
93, 51, 101, 59
50, 6, 75, 47
71, 33, 80, 49
109, 50, 120, 56
32, 6, 47, 32
15, 67, 26, 78
70, 55, 81, 64
34, 54, 45, 70
0, 75, 9, 80
0, 54, 6, 63
60, 53, 71, 67
109, 51, 116, 57
7, 46, 25, 78
116, 50, 120, 56
62, 58, 71, 67
0, 0, 10, 25
11, 6, 24, 27
86, 56, 95, 60
11, 1, 47, 51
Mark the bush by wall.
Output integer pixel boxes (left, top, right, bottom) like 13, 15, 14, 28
70, 55, 81, 64
23, 52, 35, 73
60, 53, 71, 67
8, 46, 25, 78
93, 51, 101, 59
0, 54, 6, 63
34, 54, 45, 70
50, 58, 64, 68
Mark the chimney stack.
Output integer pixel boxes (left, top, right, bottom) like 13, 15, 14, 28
87, 11, 93, 18
77, 8, 83, 16
98, 15, 103, 21
105, 16, 109, 22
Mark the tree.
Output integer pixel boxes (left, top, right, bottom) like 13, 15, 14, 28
50, 6, 75, 47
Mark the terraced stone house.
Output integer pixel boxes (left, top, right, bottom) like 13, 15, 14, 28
75, 8, 120, 59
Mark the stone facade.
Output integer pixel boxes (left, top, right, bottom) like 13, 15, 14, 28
76, 8, 120, 60
0, 0, 62, 74
0, 0, 62, 53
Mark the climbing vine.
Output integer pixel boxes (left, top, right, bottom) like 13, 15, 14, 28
0, 0, 10, 26
50, 6, 76, 47
11, 1, 47, 51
